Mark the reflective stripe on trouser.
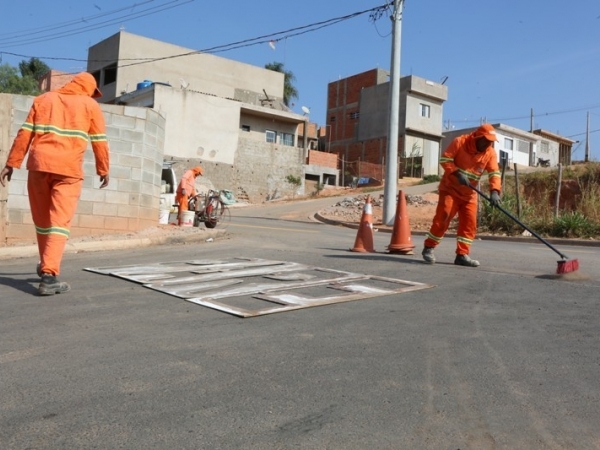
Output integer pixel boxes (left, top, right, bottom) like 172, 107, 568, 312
176, 194, 190, 224
27, 171, 83, 276
423, 191, 478, 255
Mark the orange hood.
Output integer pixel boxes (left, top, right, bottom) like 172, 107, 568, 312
58, 72, 102, 98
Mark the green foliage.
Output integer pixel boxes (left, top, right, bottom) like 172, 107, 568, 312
419, 174, 440, 184
478, 163, 600, 238
285, 174, 302, 199
479, 192, 534, 235
0, 63, 41, 95
264, 62, 299, 107
18, 57, 50, 80
551, 212, 598, 238
285, 174, 302, 187
312, 182, 325, 197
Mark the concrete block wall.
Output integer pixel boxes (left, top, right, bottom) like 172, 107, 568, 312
2, 96, 165, 245
236, 136, 305, 202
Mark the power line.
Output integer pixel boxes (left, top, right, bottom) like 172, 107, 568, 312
120, 4, 392, 68
1, 3, 392, 68
0, 0, 193, 48
0, 0, 156, 41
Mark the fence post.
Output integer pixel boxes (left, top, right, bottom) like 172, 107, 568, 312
514, 163, 522, 219
554, 163, 563, 218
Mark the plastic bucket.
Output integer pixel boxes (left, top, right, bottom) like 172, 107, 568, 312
168, 212, 179, 225
159, 209, 170, 225
180, 210, 195, 227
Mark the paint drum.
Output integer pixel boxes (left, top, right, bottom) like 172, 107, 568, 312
159, 209, 170, 225
180, 210, 195, 227
168, 212, 179, 225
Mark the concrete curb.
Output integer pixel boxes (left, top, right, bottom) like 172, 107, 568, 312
0, 228, 227, 261
314, 211, 600, 248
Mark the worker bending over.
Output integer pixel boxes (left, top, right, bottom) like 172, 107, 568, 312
422, 123, 502, 267
175, 165, 203, 223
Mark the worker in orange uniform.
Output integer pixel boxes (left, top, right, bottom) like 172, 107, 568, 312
175, 166, 203, 224
0, 72, 110, 295
422, 123, 502, 267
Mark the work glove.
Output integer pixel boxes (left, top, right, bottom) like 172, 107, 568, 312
490, 190, 501, 206
454, 171, 470, 186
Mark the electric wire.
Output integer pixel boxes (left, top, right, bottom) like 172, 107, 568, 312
0, 0, 193, 48
0, 0, 156, 40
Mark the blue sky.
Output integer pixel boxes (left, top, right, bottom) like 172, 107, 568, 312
2, 0, 599, 160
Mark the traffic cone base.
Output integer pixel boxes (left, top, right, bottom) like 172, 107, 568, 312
350, 196, 376, 253
387, 189, 415, 255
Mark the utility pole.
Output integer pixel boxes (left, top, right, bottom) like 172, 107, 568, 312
585, 111, 590, 163
383, 0, 403, 225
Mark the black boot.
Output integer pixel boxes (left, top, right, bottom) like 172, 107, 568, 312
454, 254, 480, 267
421, 246, 436, 264
38, 274, 71, 296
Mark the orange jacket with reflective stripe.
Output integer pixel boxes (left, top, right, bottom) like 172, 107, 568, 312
176, 166, 203, 199
438, 132, 502, 201
6, 74, 109, 179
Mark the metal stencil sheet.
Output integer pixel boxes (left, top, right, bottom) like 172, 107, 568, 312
85, 258, 434, 318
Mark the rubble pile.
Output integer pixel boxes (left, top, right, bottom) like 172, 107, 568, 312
321, 192, 439, 229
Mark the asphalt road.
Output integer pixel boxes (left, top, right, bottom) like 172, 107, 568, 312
1, 195, 600, 449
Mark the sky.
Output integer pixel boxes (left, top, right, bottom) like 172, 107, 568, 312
1, 0, 599, 160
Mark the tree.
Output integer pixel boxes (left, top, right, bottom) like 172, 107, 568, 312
0, 64, 40, 95
19, 57, 50, 81
264, 62, 298, 108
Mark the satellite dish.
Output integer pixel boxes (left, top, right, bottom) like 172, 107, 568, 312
301, 106, 310, 115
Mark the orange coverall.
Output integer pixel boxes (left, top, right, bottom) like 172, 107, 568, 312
175, 166, 203, 214
424, 131, 501, 255
5, 72, 110, 276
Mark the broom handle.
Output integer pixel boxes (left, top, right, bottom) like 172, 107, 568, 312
469, 184, 570, 260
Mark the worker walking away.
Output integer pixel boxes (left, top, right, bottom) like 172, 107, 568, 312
0, 72, 110, 295
422, 123, 502, 267
175, 165, 203, 223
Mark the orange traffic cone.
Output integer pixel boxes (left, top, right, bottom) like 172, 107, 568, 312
350, 195, 376, 253
387, 190, 415, 255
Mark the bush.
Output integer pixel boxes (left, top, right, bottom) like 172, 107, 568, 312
419, 174, 440, 184
478, 163, 600, 238
551, 212, 598, 238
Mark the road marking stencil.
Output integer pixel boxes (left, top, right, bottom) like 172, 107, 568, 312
85, 257, 434, 318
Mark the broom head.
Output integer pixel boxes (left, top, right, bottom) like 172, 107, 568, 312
556, 258, 579, 274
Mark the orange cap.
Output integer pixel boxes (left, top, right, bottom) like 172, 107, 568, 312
473, 124, 499, 142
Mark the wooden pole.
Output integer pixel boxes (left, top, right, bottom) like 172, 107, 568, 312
514, 164, 521, 218
554, 163, 563, 218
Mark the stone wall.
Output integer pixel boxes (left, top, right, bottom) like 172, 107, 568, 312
235, 136, 305, 202
0, 94, 165, 245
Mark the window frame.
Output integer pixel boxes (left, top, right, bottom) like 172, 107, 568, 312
266, 130, 277, 144
281, 132, 294, 147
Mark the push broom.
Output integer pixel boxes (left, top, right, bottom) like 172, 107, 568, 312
470, 185, 579, 275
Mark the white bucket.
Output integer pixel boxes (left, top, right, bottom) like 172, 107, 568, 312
180, 210, 195, 227
168, 212, 179, 225
158, 209, 170, 225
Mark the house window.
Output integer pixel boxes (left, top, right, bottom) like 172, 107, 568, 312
266, 130, 277, 143
241, 125, 250, 132
330, 116, 336, 122
281, 132, 294, 146
517, 139, 529, 154
419, 104, 430, 118
103, 63, 117, 85
504, 137, 514, 150
349, 112, 360, 120
540, 140, 549, 154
